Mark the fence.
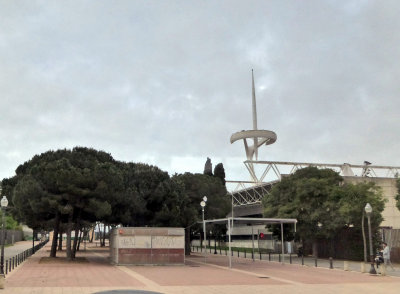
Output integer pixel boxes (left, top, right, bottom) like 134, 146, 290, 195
3, 239, 48, 276
190, 245, 392, 275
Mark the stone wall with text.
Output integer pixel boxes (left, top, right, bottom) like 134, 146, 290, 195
110, 227, 185, 265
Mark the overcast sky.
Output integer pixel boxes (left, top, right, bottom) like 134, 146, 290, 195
1, 0, 400, 189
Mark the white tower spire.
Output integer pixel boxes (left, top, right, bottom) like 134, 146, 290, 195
230, 70, 277, 182
251, 69, 259, 160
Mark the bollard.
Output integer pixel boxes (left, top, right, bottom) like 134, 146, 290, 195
279, 254, 281, 262
302, 254, 304, 266
245, 251, 246, 258
5, 260, 8, 275
329, 257, 333, 269
314, 257, 317, 267
0, 274, 4, 289
8, 259, 11, 273
269, 252, 271, 261
290, 254, 292, 264
344, 261, 349, 271
260, 252, 262, 260
220, 247, 221, 255
12, 257, 14, 269
360, 262, 366, 273
381, 264, 387, 276
237, 250, 239, 257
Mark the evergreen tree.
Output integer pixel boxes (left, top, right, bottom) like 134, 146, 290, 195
213, 163, 226, 185
203, 157, 213, 176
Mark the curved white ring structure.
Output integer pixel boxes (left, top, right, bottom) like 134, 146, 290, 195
230, 130, 277, 145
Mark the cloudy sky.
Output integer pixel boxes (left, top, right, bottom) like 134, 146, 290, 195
1, 0, 400, 189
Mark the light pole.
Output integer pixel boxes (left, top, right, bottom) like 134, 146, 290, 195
0, 195, 8, 276
365, 203, 377, 275
200, 196, 207, 253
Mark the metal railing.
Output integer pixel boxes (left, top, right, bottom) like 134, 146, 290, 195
190, 246, 394, 275
4, 239, 48, 276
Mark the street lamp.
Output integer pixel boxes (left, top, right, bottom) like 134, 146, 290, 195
364, 203, 376, 275
0, 195, 8, 276
200, 196, 207, 253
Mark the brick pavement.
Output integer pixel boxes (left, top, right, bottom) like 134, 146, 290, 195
2, 243, 400, 294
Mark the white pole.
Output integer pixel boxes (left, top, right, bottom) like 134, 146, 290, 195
202, 207, 207, 262
252, 225, 255, 261
281, 222, 284, 264
231, 194, 234, 229
228, 218, 232, 268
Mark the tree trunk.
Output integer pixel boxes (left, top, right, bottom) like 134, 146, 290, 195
72, 228, 79, 258
362, 211, 367, 263
50, 212, 60, 257
72, 209, 82, 258
101, 224, 106, 247
185, 228, 191, 255
58, 230, 63, 251
89, 226, 95, 243
66, 213, 73, 260
77, 230, 83, 252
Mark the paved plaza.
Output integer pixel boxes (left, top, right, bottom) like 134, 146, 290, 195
2, 242, 400, 294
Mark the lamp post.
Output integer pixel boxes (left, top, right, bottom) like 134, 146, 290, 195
365, 203, 376, 275
0, 195, 8, 276
200, 196, 207, 252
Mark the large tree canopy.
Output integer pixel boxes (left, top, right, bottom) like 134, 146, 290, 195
3, 147, 121, 258
263, 167, 385, 258
169, 173, 230, 254
1, 147, 231, 258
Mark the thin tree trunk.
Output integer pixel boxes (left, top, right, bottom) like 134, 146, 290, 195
72, 209, 82, 258
66, 212, 73, 260
89, 224, 97, 243
89, 228, 93, 243
58, 230, 63, 251
50, 212, 60, 257
72, 228, 79, 258
77, 230, 83, 251
362, 211, 367, 262
101, 224, 106, 247
98, 223, 102, 244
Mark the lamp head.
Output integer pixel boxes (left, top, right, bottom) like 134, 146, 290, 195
203, 196, 207, 202
1, 196, 8, 208
365, 203, 372, 215
200, 201, 206, 207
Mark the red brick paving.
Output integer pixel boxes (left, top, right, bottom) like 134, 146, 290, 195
6, 246, 144, 287
4, 243, 400, 293
192, 254, 397, 284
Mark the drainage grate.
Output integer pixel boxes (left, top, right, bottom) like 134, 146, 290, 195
258, 276, 270, 279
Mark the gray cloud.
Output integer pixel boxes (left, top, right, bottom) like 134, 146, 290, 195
1, 0, 400, 188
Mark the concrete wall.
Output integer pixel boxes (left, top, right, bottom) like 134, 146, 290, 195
110, 227, 185, 265
4, 230, 24, 244
343, 176, 400, 229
